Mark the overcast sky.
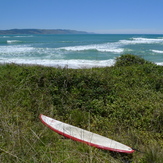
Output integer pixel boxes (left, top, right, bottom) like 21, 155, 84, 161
1, 0, 163, 34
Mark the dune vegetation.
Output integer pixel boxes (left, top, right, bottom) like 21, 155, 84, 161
0, 54, 163, 163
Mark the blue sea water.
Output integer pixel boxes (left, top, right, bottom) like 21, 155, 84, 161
0, 34, 163, 68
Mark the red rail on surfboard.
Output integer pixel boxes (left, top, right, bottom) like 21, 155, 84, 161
40, 114, 134, 153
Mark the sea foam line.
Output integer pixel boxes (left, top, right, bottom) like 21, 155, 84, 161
57, 37, 163, 53
120, 37, 163, 45
0, 45, 34, 54
58, 43, 124, 53
7, 40, 23, 44
156, 62, 163, 66
151, 50, 163, 54
0, 59, 115, 69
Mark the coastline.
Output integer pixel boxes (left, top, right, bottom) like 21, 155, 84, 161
1, 34, 163, 68
0, 58, 162, 69
0, 59, 116, 69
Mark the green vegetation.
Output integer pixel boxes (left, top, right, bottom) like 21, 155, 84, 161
115, 54, 153, 67
0, 54, 163, 162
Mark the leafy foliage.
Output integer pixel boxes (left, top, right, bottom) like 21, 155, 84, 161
114, 54, 153, 67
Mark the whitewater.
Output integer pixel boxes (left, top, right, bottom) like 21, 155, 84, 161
0, 34, 163, 68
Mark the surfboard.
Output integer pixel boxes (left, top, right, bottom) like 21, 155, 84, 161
40, 114, 134, 153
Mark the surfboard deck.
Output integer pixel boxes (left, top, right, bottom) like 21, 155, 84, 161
40, 114, 134, 153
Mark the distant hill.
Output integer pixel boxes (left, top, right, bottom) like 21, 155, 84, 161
0, 29, 90, 35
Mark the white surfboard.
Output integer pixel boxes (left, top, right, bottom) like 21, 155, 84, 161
40, 114, 134, 153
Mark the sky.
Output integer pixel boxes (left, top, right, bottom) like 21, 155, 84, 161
1, 0, 163, 34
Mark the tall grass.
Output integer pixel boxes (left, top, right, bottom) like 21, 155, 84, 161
0, 55, 163, 162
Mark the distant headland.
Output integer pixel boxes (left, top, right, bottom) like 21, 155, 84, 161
0, 29, 90, 35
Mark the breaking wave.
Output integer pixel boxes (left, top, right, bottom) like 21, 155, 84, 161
151, 50, 163, 54
120, 37, 163, 44
7, 40, 23, 44
156, 62, 163, 66
0, 45, 64, 59
57, 37, 163, 53
0, 45, 34, 55
58, 43, 124, 53
0, 58, 115, 69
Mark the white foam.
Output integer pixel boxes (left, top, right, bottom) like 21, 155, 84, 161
0, 36, 10, 38
156, 62, 163, 66
0, 59, 115, 69
120, 37, 163, 45
151, 50, 163, 54
133, 37, 163, 42
14, 35, 33, 37
0, 45, 65, 60
0, 45, 34, 55
7, 40, 22, 44
57, 37, 163, 53
58, 43, 124, 53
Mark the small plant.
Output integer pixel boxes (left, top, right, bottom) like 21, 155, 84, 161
141, 143, 163, 163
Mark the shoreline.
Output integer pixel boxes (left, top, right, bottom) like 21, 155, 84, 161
0, 59, 162, 69
0, 59, 116, 69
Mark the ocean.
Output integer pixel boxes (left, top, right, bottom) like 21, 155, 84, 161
0, 34, 163, 68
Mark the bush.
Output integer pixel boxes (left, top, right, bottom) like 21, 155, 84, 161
114, 54, 154, 67
0, 56, 163, 162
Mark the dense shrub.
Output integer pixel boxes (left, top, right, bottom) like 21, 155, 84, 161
0, 56, 163, 162
114, 54, 153, 67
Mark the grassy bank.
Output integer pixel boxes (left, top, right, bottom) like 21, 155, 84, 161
0, 54, 163, 162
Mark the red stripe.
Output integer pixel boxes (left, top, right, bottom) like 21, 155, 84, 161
39, 114, 135, 154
